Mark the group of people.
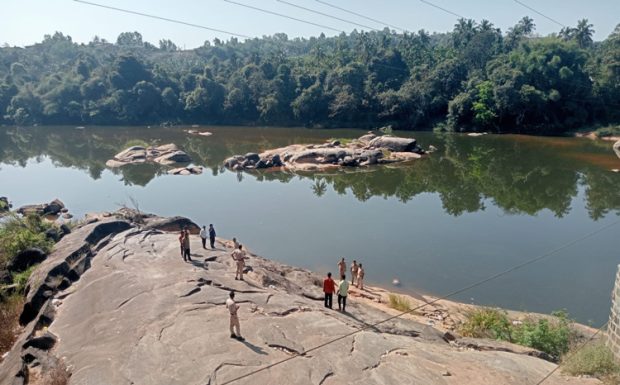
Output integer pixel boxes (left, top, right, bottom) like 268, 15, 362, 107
178, 224, 216, 262
323, 258, 366, 312
178, 227, 369, 339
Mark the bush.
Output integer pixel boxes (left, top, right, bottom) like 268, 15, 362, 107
0, 214, 54, 268
512, 311, 573, 358
0, 294, 24, 357
11, 264, 39, 294
460, 308, 574, 359
460, 308, 512, 341
562, 341, 620, 379
388, 294, 412, 312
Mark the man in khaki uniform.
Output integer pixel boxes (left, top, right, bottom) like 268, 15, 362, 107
232, 244, 248, 280
226, 291, 244, 341
337, 258, 346, 279
350, 260, 359, 285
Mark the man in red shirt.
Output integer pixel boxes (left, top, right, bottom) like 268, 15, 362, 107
323, 272, 336, 309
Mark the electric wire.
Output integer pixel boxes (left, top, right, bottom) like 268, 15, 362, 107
535, 321, 608, 384
276, 0, 379, 31
222, 0, 342, 33
419, 0, 466, 19
218, 219, 620, 385
512, 0, 567, 28
314, 0, 407, 32
72, 0, 251, 39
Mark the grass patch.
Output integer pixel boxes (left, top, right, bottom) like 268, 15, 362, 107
460, 308, 512, 340
388, 294, 412, 312
562, 341, 620, 381
460, 308, 574, 358
11, 264, 39, 295
0, 294, 24, 357
0, 214, 54, 268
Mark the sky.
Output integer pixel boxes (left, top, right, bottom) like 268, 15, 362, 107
1, 0, 618, 48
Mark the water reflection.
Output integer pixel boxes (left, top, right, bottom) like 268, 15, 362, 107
1, 126, 619, 219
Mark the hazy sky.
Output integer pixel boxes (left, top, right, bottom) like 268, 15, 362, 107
1, 0, 618, 48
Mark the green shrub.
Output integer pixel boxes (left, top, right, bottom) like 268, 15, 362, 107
562, 341, 620, 379
460, 308, 512, 341
11, 264, 39, 294
388, 294, 412, 312
512, 311, 573, 358
0, 214, 54, 268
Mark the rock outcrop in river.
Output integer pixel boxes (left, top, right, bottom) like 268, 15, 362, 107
0, 210, 602, 385
106, 144, 191, 168
224, 133, 426, 172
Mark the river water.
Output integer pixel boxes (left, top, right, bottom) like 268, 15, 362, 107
1, 125, 619, 324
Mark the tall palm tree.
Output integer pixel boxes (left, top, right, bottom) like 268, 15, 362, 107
574, 19, 595, 48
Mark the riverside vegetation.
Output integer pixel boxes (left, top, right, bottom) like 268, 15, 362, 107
0, 18, 619, 133
0, 212, 58, 357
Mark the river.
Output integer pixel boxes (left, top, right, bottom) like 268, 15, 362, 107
1, 125, 619, 324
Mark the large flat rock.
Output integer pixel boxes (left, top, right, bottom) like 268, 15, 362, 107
1, 221, 602, 385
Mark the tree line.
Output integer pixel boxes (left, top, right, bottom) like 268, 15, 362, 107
0, 17, 618, 134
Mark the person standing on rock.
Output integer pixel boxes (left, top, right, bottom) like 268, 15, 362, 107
208, 224, 216, 249
338, 258, 346, 279
182, 228, 192, 262
199, 226, 208, 249
323, 272, 336, 309
178, 231, 185, 259
232, 245, 249, 281
351, 260, 359, 285
357, 263, 365, 290
226, 291, 244, 341
338, 275, 349, 312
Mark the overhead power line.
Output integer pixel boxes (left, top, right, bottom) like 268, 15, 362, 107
223, 0, 342, 33
419, 0, 466, 20
512, 0, 567, 28
276, 0, 379, 31
314, 0, 407, 32
72, 0, 251, 39
219, 219, 619, 384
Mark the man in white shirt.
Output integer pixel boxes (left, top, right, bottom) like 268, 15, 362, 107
338, 275, 349, 312
199, 226, 207, 249
226, 291, 244, 340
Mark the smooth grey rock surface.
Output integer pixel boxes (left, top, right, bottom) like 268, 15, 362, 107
0, 215, 601, 385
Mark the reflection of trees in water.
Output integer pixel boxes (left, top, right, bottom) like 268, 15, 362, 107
249, 135, 619, 219
1, 126, 619, 218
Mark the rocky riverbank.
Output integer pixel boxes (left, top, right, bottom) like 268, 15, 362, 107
0, 211, 602, 385
224, 132, 426, 172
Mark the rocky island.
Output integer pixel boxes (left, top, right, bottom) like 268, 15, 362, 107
106, 144, 203, 175
224, 133, 426, 172
0, 209, 605, 385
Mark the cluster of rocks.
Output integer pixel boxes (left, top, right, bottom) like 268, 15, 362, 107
16, 199, 73, 219
105, 143, 192, 168
167, 166, 203, 175
224, 132, 426, 172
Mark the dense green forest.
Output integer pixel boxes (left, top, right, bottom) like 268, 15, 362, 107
0, 17, 619, 133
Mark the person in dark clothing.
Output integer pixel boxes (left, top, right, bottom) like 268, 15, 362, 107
182, 228, 192, 262
208, 224, 216, 249
323, 272, 336, 309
